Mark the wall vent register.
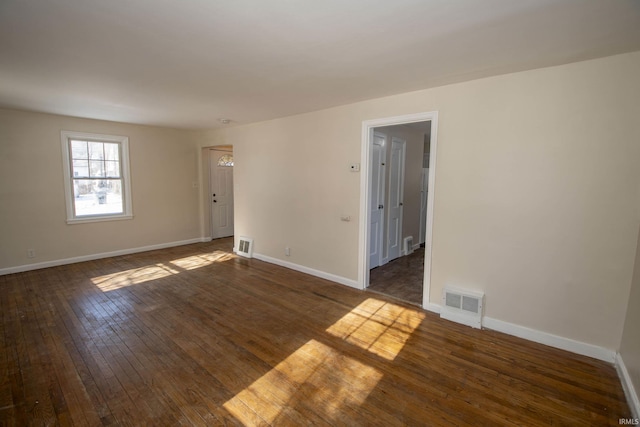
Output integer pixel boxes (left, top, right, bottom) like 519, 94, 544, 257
441, 287, 484, 329
236, 237, 254, 258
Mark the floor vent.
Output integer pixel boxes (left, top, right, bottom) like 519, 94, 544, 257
236, 237, 254, 258
440, 287, 484, 329
403, 236, 414, 255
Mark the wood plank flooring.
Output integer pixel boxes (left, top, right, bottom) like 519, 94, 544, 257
0, 238, 631, 426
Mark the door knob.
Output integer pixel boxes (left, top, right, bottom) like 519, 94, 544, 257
213, 200, 217, 203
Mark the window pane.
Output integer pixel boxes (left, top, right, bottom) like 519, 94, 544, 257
72, 179, 93, 199
90, 160, 105, 177
89, 142, 104, 160
72, 159, 89, 177
105, 160, 120, 177
73, 179, 124, 216
217, 154, 234, 166
71, 140, 88, 159
104, 143, 120, 161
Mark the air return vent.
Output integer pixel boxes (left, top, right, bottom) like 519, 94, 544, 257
440, 287, 484, 329
236, 237, 254, 258
403, 236, 414, 255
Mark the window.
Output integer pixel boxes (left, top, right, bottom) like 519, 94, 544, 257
61, 131, 133, 223
217, 154, 234, 167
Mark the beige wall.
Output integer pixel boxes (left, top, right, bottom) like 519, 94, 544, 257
0, 109, 201, 270
201, 51, 640, 350
200, 113, 363, 278
620, 225, 640, 412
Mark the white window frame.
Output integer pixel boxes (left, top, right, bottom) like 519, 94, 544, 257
61, 130, 133, 224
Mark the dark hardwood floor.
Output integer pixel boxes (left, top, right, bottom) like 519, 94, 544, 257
369, 248, 424, 306
0, 238, 631, 425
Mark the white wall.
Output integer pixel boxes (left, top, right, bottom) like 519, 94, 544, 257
0, 109, 201, 271
201, 51, 640, 351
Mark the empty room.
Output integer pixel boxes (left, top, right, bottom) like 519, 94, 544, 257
1, 0, 639, 425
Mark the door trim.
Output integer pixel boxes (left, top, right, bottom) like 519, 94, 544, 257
359, 111, 439, 310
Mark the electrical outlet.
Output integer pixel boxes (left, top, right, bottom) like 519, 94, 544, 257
285, 247, 291, 256
27, 249, 36, 258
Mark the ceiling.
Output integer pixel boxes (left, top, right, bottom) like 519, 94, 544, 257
1, 0, 639, 130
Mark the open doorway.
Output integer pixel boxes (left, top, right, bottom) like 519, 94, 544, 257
205, 146, 235, 239
367, 122, 430, 305
359, 112, 438, 308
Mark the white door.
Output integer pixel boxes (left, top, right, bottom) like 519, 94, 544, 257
419, 167, 429, 244
209, 148, 234, 238
387, 137, 406, 261
369, 132, 387, 269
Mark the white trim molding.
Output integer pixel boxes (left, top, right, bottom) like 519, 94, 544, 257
0, 237, 209, 276
482, 316, 616, 363
253, 253, 360, 289
616, 353, 640, 419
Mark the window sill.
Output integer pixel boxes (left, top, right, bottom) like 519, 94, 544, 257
66, 214, 133, 225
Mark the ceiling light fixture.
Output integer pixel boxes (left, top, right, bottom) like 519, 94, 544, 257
219, 118, 231, 125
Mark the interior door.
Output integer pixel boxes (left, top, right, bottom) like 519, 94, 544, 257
387, 137, 406, 261
209, 148, 234, 239
369, 132, 387, 269
419, 167, 429, 244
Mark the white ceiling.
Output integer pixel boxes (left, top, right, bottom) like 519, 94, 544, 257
1, 0, 639, 130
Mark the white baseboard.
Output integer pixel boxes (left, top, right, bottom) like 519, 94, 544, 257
0, 237, 209, 276
616, 353, 640, 419
482, 316, 616, 363
252, 252, 362, 290
424, 302, 441, 314
418, 303, 617, 363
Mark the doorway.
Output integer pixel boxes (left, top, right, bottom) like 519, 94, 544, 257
208, 147, 235, 239
359, 112, 438, 308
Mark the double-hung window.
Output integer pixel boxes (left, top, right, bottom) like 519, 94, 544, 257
61, 131, 133, 223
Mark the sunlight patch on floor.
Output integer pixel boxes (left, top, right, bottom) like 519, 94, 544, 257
91, 263, 179, 291
223, 339, 382, 425
91, 250, 233, 291
169, 250, 235, 270
325, 298, 425, 361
